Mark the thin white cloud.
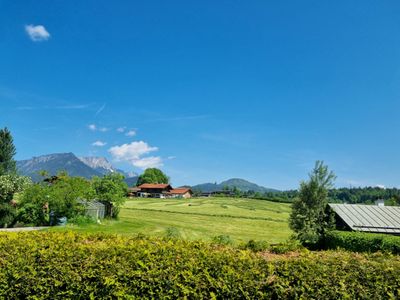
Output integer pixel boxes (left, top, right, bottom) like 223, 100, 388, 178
167, 156, 176, 160
95, 103, 106, 116
92, 140, 107, 147
88, 124, 108, 132
25, 24, 50, 41
117, 127, 126, 133
376, 184, 386, 189
55, 104, 89, 109
108, 141, 162, 170
125, 130, 136, 137
88, 124, 97, 131
132, 156, 163, 169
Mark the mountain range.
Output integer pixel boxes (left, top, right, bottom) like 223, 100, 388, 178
16, 153, 138, 184
17, 153, 278, 192
191, 178, 279, 193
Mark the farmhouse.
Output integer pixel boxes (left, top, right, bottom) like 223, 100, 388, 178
136, 184, 192, 199
168, 188, 193, 199
328, 203, 400, 235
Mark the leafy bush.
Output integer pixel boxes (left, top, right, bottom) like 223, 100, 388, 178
212, 234, 234, 245
92, 173, 127, 218
165, 226, 181, 239
17, 175, 92, 226
323, 230, 400, 254
0, 232, 399, 299
241, 239, 269, 252
0, 174, 31, 227
269, 239, 302, 254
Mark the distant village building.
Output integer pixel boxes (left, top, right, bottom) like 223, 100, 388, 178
134, 184, 193, 199
328, 203, 400, 235
167, 188, 193, 199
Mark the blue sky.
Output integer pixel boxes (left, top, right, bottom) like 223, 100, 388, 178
1, 1, 400, 189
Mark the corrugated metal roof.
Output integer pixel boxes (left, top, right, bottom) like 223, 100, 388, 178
329, 204, 400, 233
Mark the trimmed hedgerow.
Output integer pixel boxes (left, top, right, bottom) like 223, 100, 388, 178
323, 230, 400, 254
0, 232, 399, 299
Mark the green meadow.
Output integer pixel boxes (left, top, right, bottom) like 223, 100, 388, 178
52, 197, 292, 244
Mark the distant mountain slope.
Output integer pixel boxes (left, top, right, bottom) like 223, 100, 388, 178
192, 178, 279, 193
78, 156, 117, 175
17, 153, 103, 181
125, 176, 139, 187
78, 156, 138, 185
17, 153, 139, 185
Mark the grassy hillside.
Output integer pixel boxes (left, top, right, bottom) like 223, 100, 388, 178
54, 197, 292, 243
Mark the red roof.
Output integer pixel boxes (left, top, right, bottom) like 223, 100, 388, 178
170, 188, 192, 195
138, 184, 171, 189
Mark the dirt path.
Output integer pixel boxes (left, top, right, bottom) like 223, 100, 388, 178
0, 227, 48, 232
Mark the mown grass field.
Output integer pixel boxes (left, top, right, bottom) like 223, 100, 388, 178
53, 197, 292, 244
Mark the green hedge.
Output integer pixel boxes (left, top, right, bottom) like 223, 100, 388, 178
323, 230, 400, 254
0, 232, 399, 299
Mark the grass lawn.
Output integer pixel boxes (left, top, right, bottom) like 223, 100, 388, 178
51, 197, 292, 244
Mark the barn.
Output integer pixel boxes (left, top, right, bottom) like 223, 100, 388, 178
136, 184, 192, 199
136, 184, 173, 198
168, 188, 193, 199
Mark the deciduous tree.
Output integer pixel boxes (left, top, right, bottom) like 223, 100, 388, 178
136, 168, 169, 186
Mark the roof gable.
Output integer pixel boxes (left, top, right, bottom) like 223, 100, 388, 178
329, 204, 400, 234
170, 188, 192, 194
138, 184, 172, 189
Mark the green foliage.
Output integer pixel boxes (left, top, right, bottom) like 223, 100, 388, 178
0, 232, 399, 299
0, 174, 31, 227
92, 173, 127, 218
18, 174, 94, 226
212, 234, 234, 245
241, 239, 269, 252
269, 239, 303, 254
165, 226, 181, 239
48, 174, 94, 219
0, 174, 32, 203
323, 230, 400, 254
0, 127, 16, 176
136, 168, 169, 186
289, 161, 336, 247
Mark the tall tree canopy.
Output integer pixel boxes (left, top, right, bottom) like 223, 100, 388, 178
289, 161, 336, 247
92, 173, 128, 218
0, 127, 17, 176
136, 168, 169, 186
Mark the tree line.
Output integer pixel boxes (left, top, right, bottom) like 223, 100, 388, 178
211, 185, 400, 205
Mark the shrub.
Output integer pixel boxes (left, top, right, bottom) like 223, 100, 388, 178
323, 230, 400, 254
241, 239, 269, 252
165, 227, 181, 239
0, 232, 399, 298
269, 238, 303, 254
212, 234, 234, 245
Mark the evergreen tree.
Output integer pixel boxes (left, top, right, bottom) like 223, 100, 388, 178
0, 127, 17, 176
289, 161, 336, 247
